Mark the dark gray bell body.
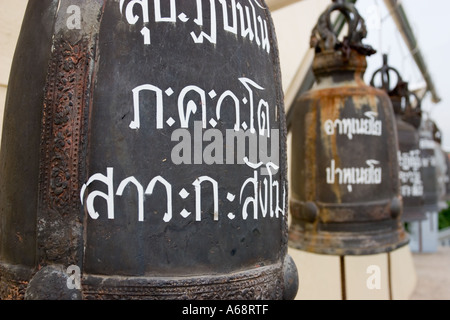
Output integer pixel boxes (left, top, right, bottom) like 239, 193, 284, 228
418, 120, 439, 215
0, 0, 296, 299
407, 118, 440, 253
445, 154, 450, 202
396, 117, 426, 222
433, 133, 449, 212
369, 57, 427, 223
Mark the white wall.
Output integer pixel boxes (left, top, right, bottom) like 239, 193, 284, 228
0, 0, 28, 140
271, 0, 330, 110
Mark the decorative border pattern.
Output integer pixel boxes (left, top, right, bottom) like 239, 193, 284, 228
37, 37, 92, 266
82, 264, 283, 300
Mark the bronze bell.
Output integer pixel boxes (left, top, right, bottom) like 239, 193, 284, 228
370, 54, 426, 222
431, 122, 449, 211
0, 0, 297, 299
288, 0, 408, 255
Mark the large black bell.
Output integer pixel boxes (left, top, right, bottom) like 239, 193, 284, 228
0, 0, 297, 299
288, 0, 408, 256
370, 54, 426, 222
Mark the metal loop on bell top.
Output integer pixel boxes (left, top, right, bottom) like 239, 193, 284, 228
371, 54, 423, 124
311, 0, 376, 56
403, 90, 422, 128
370, 54, 405, 94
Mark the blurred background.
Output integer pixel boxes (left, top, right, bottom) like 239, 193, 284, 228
358, 0, 450, 153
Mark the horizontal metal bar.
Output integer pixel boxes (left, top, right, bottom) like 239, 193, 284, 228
383, 0, 441, 103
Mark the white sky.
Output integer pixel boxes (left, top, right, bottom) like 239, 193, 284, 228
356, 0, 450, 152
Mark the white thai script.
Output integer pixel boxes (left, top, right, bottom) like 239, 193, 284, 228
326, 159, 382, 192
419, 138, 435, 150
398, 149, 424, 197
324, 111, 382, 140
119, 0, 271, 53
129, 77, 272, 138
80, 162, 285, 222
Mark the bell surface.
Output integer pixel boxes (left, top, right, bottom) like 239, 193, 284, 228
288, 1, 408, 256
418, 119, 439, 214
396, 118, 427, 222
0, 0, 296, 300
369, 57, 426, 222
432, 125, 449, 212
445, 153, 450, 201
408, 119, 441, 252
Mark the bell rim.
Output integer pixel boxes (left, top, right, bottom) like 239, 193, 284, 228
288, 222, 410, 256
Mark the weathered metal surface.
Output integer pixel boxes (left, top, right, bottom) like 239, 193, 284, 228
370, 55, 426, 222
418, 119, 439, 216
0, 0, 297, 299
0, 0, 59, 299
288, 0, 408, 255
443, 133, 450, 201
431, 123, 449, 210
445, 154, 450, 202
396, 118, 427, 222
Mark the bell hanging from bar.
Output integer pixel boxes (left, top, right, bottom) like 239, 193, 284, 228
431, 122, 449, 212
408, 117, 440, 252
0, 0, 298, 299
402, 89, 441, 223
418, 119, 439, 218
288, 0, 408, 255
370, 54, 426, 222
